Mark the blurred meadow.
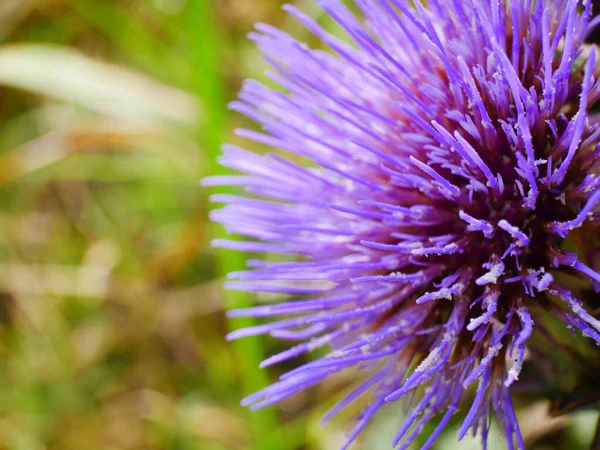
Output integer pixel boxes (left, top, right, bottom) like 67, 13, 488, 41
0, 1, 597, 450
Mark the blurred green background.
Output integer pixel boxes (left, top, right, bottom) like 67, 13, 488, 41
0, 1, 596, 449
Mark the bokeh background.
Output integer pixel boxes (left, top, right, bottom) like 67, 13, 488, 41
0, 1, 597, 449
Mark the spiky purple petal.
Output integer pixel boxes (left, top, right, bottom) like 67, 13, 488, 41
207, 0, 600, 448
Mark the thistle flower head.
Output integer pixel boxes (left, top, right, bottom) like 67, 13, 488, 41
205, 1, 600, 448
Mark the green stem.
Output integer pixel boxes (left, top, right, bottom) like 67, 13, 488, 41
187, 2, 281, 449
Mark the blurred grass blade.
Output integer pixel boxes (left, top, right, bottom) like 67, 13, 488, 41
0, 262, 115, 298
0, 44, 199, 123
0, 119, 198, 184
187, 1, 282, 449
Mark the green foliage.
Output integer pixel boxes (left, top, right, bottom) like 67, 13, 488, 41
0, 1, 594, 450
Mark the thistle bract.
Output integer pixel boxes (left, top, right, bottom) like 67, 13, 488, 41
205, 1, 600, 448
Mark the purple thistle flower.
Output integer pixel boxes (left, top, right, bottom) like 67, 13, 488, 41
205, 0, 600, 448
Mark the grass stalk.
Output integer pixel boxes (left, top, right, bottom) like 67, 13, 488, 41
186, 2, 282, 449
